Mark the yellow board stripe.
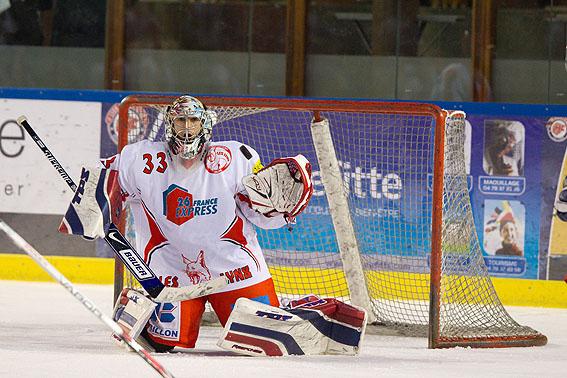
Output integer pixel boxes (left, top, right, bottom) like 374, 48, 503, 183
0, 253, 115, 284
490, 277, 567, 308
1, 254, 565, 308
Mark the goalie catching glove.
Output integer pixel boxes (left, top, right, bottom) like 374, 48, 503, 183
242, 154, 313, 219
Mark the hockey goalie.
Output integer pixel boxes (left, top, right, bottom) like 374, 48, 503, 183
54, 94, 368, 355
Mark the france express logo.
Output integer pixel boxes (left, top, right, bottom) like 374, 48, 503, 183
148, 302, 180, 341
162, 184, 218, 225
205, 145, 232, 174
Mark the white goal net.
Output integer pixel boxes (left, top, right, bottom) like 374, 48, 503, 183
116, 95, 546, 348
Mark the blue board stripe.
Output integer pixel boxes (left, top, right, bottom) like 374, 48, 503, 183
1, 87, 567, 117
229, 322, 305, 355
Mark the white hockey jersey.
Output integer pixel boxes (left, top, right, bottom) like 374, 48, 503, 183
104, 140, 286, 293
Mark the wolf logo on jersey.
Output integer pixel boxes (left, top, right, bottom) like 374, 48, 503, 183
182, 251, 211, 284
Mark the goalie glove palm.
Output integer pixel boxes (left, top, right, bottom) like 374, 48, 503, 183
243, 154, 313, 218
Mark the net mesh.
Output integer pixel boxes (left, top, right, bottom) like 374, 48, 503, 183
118, 97, 546, 348
437, 112, 541, 343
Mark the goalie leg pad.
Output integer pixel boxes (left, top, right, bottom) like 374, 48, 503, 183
287, 298, 367, 355
217, 297, 367, 356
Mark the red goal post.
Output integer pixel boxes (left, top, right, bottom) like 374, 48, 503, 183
117, 95, 546, 349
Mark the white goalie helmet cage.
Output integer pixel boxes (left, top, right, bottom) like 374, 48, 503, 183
165, 95, 217, 159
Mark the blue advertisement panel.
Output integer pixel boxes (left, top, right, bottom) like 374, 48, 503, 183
461, 108, 567, 279
3, 88, 564, 279
467, 114, 543, 279
539, 118, 567, 267
95, 96, 567, 279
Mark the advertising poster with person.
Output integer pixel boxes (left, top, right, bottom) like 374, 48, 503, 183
468, 115, 541, 278
483, 200, 526, 275
483, 120, 524, 177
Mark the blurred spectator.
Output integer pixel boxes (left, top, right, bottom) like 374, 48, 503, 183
0, 0, 53, 45
125, 0, 163, 49
430, 0, 468, 8
430, 62, 472, 101
50, 0, 105, 47
417, 0, 470, 58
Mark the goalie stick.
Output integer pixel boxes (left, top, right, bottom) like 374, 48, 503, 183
0, 218, 175, 378
17, 116, 228, 302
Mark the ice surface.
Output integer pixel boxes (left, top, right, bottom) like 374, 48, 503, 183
0, 280, 565, 378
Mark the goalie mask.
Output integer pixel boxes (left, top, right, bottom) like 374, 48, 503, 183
165, 95, 216, 160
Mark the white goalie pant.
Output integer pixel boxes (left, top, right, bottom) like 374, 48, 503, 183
217, 297, 367, 356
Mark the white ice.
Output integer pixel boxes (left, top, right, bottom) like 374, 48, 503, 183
0, 280, 565, 378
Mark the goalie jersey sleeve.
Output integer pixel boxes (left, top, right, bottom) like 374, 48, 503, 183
101, 140, 286, 293
100, 146, 140, 204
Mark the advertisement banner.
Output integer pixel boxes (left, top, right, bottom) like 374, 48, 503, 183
466, 115, 542, 278
98, 100, 567, 279
0, 89, 560, 279
540, 117, 567, 257
0, 99, 101, 214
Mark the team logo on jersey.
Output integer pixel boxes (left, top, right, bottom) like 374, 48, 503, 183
221, 264, 253, 284
182, 250, 211, 285
148, 302, 180, 341
163, 184, 218, 225
205, 145, 232, 173
546, 117, 567, 142
104, 103, 151, 145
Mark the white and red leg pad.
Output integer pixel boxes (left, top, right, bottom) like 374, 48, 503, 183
217, 296, 367, 356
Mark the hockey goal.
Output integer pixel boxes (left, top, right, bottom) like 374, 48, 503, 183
116, 95, 546, 349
